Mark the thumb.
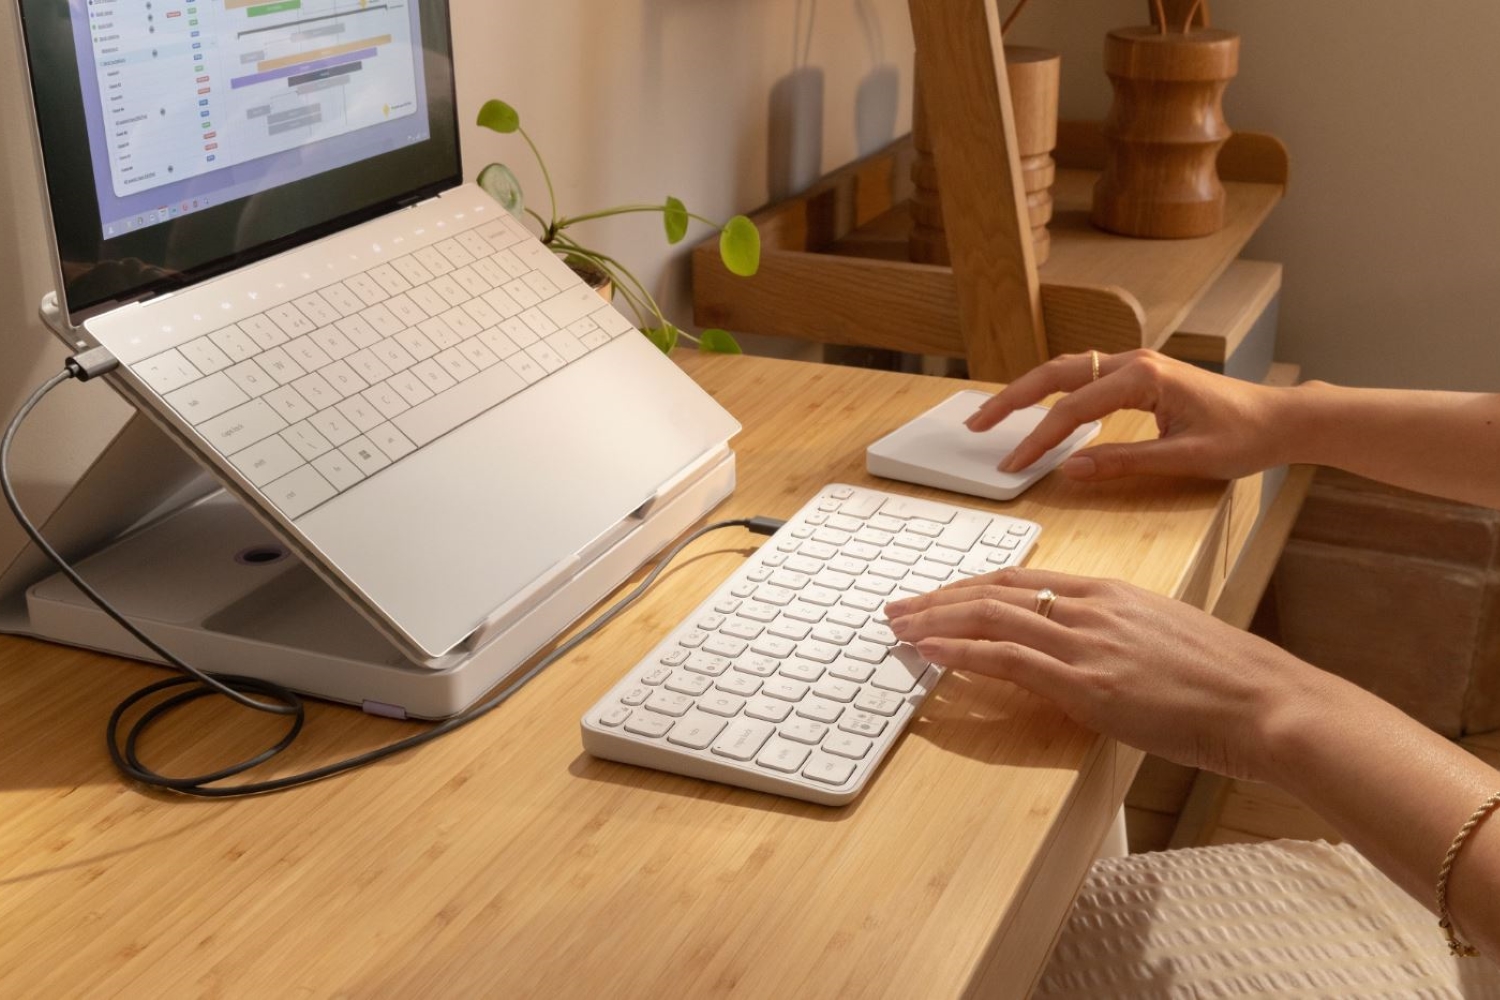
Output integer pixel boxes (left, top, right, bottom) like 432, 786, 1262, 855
1062, 439, 1198, 481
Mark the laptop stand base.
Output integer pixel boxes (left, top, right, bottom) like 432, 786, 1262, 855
11, 449, 736, 720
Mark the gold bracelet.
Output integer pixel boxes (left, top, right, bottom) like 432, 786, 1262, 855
1437, 789, 1500, 956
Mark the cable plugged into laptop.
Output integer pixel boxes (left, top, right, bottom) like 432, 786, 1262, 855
64, 346, 119, 381
3, 362, 785, 796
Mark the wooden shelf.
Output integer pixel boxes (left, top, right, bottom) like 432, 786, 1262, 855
693, 123, 1287, 374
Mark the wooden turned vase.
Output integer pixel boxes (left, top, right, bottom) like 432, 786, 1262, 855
910, 46, 1060, 267
1091, 26, 1238, 239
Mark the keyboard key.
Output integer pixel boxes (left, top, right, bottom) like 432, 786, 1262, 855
230, 435, 304, 487
179, 337, 233, 375
134, 349, 202, 394
385, 293, 429, 328
345, 349, 395, 385
319, 282, 365, 317
435, 238, 475, 268
224, 359, 276, 398
418, 316, 461, 350
255, 346, 306, 385
710, 720, 775, 761
455, 230, 494, 259
413, 245, 454, 276
313, 450, 365, 491
394, 328, 439, 362
407, 284, 450, 318
282, 421, 334, 460
344, 273, 387, 306
336, 395, 385, 433
367, 263, 411, 297
410, 358, 457, 395
263, 384, 317, 423
310, 326, 356, 360
320, 360, 369, 399
239, 315, 288, 350
429, 274, 470, 308
291, 372, 339, 410
284, 337, 332, 371
359, 303, 407, 338
482, 287, 524, 319
756, 738, 810, 774
164, 371, 248, 424
802, 753, 857, 786
456, 338, 500, 371
294, 292, 342, 327
341, 435, 392, 476
199, 398, 287, 454
262, 464, 337, 519
390, 255, 435, 286
209, 325, 259, 362
504, 352, 545, 385
668, 713, 727, 751
440, 306, 483, 339
450, 265, 491, 298
267, 303, 316, 338
434, 348, 479, 382
308, 408, 360, 446
368, 422, 416, 462
388, 371, 434, 407
363, 382, 412, 420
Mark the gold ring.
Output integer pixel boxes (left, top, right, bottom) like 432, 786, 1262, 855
1090, 350, 1100, 382
1034, 588, 1057, 619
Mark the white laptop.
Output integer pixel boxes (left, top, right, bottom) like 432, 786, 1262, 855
13, 0, 739, 666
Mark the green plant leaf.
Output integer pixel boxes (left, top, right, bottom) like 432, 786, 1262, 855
720, 215, 761, 277
643, 325, 680, 354
476, 99, 520, 134
663, 196, 689, 245
698, 329, 742, 354
477, 162, 525, 219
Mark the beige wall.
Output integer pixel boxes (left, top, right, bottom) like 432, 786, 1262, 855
1009, 0, 1500, 393
0, 0, 914, 569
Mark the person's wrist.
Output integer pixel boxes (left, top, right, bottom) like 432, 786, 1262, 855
1271, 380, 1342, 469
1252, 659, 1363, 790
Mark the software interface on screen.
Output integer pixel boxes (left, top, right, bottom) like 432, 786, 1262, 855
77, 0, 430, 238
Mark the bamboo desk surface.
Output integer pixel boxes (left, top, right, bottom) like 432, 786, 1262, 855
0, 353, 1237, 999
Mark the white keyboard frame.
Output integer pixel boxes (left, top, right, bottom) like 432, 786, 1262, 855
581, 484, 1041, 805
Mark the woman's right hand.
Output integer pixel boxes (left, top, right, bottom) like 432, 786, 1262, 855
968, 349, 1297, 483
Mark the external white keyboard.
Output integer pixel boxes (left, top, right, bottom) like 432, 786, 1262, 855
581, 484, 1041, 805
127, 211, 633, 520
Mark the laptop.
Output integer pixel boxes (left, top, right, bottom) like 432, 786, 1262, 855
12, 0, 740, 667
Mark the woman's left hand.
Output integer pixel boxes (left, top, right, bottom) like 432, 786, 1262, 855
885, 568, 1328, 782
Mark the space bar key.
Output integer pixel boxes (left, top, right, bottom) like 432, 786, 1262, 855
391, 363, 529, 446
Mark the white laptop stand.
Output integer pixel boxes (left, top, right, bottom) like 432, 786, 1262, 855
0, 295, 736, 720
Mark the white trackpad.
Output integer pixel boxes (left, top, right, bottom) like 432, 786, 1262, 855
866, 390, 1100, 501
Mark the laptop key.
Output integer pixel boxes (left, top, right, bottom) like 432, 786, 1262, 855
199, 398, 287, 453
134, 348, 203, 394
263, 464, 337, 520
165, 371, 248, 424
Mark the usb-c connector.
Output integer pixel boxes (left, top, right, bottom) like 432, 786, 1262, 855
65, 347, 119, 382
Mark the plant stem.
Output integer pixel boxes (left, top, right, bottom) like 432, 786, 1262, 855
518, 125, 559, 228
552, 238, 664, 331
557, 204, 679, 228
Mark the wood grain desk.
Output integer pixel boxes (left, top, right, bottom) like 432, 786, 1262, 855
0, 354, 1254, 998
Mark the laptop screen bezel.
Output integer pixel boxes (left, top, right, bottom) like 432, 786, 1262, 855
15, 0, 462, 325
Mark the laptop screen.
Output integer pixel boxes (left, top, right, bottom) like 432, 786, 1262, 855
16, 0, 460, 320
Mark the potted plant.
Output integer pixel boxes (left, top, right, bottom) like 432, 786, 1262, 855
475, 99, 760, 354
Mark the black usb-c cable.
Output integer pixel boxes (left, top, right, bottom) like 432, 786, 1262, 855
2, 350, 783, 797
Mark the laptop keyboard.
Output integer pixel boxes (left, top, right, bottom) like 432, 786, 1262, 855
128, 215, 634, 520
581, 484, 1041, 805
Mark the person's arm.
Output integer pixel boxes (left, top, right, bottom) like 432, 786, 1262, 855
977, 350, 1500, 509
885, 570, 1500, 958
